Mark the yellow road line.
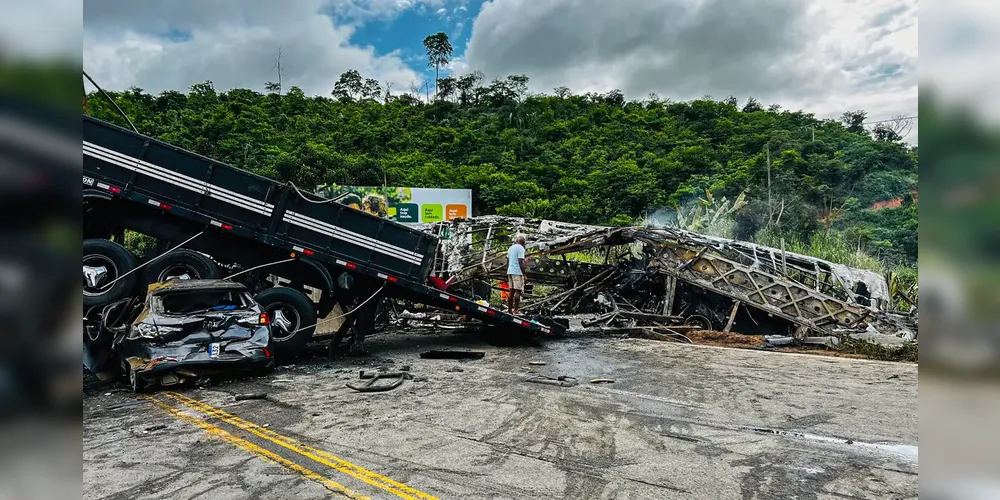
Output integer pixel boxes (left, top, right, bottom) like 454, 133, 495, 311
143, 396, 369, 500
164, 392, 439, 500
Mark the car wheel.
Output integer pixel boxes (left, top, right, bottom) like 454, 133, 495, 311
83, 239, 138, 308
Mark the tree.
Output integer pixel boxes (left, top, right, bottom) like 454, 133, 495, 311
85, 72, 918, 267
506, 74, 529, 101
871, 114, 912, 142
361, 78, 382, 101
487, 77, 515, 105
436, 76, 457, 101
457, 71, 484, 105
872, 123, 902, 143
603, 89, 625, 107
332, 69, 364, 101
841, 110, 868, 134
382, 81, 394, 103
742, 97, 763, 113
422, 32, 453, 99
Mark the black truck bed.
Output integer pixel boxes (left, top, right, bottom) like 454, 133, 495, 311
82, 115, 561, 336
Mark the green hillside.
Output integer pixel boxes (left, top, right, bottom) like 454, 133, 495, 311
84, 71, 917, 268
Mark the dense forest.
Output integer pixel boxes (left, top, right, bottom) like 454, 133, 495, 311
83, 65, 918, 272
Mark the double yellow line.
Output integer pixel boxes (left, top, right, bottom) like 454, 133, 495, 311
149, 392, 438, 500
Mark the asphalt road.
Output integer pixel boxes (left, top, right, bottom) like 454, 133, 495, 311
83, 332, 918, 499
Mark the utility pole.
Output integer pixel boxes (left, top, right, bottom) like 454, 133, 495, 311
272, 46, 284, 94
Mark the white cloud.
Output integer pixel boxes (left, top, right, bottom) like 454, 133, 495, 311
330, 0, 443, 21
83, 0, 423, 96
463, 0, 917, 141
82, 0, 920, 142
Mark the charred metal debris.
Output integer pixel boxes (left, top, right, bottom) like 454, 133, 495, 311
416, 217, 917, 345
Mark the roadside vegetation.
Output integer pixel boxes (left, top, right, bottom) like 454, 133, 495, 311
84, 32, 917, 293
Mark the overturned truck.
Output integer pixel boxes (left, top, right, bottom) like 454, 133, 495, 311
419, 217, 917, 343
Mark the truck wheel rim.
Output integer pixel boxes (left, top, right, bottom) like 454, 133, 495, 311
83, 254, 117, 297
266, 302, 301, 342
158, 264, 197, 282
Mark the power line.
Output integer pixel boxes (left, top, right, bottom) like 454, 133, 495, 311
83, 70, 140, 134
862, 116, 917, 126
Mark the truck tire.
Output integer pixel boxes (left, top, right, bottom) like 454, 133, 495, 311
83, 238, 138, 308
685, 314, 714, 331
254, 287, 317, 358
144, 249, 220, 284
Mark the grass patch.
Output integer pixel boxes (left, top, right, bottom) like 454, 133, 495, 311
755, 228, 885, 272
553, 250, 610, 264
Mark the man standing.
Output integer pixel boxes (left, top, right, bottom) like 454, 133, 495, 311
505, 235, 527, 315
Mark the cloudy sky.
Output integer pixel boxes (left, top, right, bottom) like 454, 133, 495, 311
82, 0, 917, 141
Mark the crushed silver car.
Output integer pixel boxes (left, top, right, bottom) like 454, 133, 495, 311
115, 279, 275, 392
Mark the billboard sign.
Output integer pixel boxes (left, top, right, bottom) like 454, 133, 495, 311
315, 184, 472, 224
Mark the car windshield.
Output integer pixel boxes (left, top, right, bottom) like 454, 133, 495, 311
154, 289, 250, 315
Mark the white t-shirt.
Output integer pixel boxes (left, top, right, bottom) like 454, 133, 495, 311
507, 243, 525, 275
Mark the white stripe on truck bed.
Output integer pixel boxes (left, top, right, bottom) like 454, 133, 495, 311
84, 140, 425, 268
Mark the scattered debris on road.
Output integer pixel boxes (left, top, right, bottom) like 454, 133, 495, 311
526, 375, 578, 387
419, 350, 486, 360
346, 371, 413, 393
234, 393, 267, 401
360, 370, 411, 379
590, 378, 616, 384
106, 400, 150, 411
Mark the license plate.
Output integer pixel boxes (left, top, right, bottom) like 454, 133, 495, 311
83, 175, 95, 186
208, 343, 221, 358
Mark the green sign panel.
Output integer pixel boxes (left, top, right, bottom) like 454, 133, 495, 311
313, 185, 472, 224
422, 204, 443, 223
395, 203, 419, 223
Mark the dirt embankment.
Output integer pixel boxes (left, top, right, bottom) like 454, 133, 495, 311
683, 330, 766, 348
